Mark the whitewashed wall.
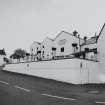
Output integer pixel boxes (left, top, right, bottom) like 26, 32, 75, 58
30, 31, 84, 60
81, 43, 97, 51
3, 58, 104, 84
0, 55, 5, 66
41, 37, 53, 59
53, 31, 83, 56
30, 41, 40, 55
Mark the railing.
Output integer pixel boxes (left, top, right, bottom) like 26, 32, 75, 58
7, 54, 75, 64
7, 52, 99, 64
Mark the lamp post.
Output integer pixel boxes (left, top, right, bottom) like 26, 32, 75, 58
80, 61, 82, 86
88, 68, 89, 84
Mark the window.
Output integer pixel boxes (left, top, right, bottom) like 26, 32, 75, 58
85, 48, 89, 52
61, 47, 64, 52
42, 51, 44, 55
94, 48, 97, 54
52, 47, 56, 51
43, 46, 44, 48
31, 48, 33, 51
37, 47, 38, 50
37, 51, 41, 54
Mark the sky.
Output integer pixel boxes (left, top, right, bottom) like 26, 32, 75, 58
0, 0, 105, 57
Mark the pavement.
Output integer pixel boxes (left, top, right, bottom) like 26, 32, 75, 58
0, 70, 105, 105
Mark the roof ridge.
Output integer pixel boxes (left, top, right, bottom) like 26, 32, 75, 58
46, 37, 54, 41
32, 30, 84, 45
33, 41, 41, 44
62, 30, 83, 39
97, 23, 105, 42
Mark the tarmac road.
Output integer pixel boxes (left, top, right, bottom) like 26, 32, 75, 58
0, 70, 105, 105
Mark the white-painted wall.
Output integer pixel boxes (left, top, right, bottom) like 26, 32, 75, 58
53, 31, 82, 56
41, 37, 53, 60
97, 24, 105, 68
81, 43, 97, 51
81, 43, 98, 60
30, 41, 41, 61
3, 58, 104, 84
30, 31, 84, 60
30, 41, 40, 55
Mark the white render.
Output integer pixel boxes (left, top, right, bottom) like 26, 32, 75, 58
41, 37, 53, 60
3, 58, 105, 84
30, 31, 84, 60
30, 41, 40, 55
53, 31, 83, 56
97, 24, 105, 65
30, 41, 41, 61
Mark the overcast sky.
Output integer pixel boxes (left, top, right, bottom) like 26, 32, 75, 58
0, 0, 105, 56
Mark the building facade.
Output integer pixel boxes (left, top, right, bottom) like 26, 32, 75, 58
30, 31, 84, 61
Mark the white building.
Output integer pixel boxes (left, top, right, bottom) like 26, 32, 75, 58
41, 37, 53, 60
52, 31, 84, 58
30, 41, 41, 61
30, 24, 105, 62
30, 31, 84, 60
77, 35, 98, 60
5, 23, 105, 84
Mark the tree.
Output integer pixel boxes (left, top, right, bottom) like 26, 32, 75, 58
10, 48, 27, 60
0, 48, 6, 55
2, 48, 6, 55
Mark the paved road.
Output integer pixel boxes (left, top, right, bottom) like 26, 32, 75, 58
0, 70, 105, 105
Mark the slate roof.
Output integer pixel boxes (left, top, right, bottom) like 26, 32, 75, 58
81, 36, 98, 46
81, 23, 105, 46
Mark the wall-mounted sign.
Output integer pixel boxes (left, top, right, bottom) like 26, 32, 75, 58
58, 39, 67, 45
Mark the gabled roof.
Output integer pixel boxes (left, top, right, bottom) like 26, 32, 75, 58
32, 30, 83, 45
47, 37, 54, 41
81, 23, 105, 46
33, 41, 41, 45
54, 31, 83, 41
97, 23, 105, 42
44, 37, 54, 41
41, 37, 53, 45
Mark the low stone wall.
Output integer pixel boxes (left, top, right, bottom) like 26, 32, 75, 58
3, 58, 104, 84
